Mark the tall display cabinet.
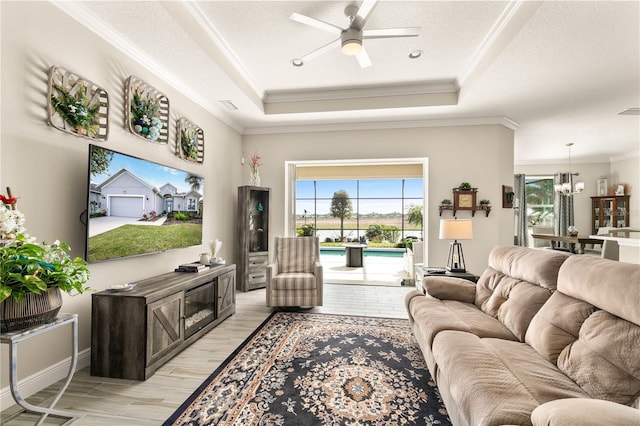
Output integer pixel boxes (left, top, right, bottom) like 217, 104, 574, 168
237, 186, 270, 292
590, 195, 630, 234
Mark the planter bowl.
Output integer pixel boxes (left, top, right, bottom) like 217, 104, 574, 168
1, 287, 63, 332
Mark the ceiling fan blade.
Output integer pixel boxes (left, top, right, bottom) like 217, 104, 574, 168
300, 38, 341, 62
290, 12, 343, 35
363, 27, 421, 39
356, 0, 378, 23
356, 47, 372, 68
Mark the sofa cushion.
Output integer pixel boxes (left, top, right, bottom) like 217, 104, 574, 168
270, 272, 317, 290
525, 291, 597, 364
433, 331, 589, 426
527, 255, 640, 406
474, 246, 569, 341
406, 294, 517, 375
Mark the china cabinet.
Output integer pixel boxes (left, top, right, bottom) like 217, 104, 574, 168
591, 195, 630, 234
237, 186, 270, 291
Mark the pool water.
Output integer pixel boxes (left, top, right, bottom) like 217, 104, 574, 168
320, 248, 405, 258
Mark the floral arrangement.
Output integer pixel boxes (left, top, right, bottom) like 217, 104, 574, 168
0, 191, 90, 303
180, 128, 198, 160
50, 83, 100, 135
250, 154, 261, 173
131, 89, 163, 141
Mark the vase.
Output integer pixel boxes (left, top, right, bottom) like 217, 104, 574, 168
0, 287, 63, 332
250, 168, 261, 186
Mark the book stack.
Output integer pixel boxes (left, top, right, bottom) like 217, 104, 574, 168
175, 262, 208, 273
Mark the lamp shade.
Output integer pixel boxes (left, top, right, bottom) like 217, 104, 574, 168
439, 219, 473, 240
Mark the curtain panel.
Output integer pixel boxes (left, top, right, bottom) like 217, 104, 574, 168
514, 174, 528, 246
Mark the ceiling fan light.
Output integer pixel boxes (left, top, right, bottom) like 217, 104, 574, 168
291, 58, 304, 67
341, 40, 362, 55
341, 28, 363, 55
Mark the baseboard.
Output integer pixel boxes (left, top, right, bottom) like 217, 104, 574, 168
0, 348, 91, 411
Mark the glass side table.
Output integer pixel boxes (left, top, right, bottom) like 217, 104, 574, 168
1, 313, 79, 425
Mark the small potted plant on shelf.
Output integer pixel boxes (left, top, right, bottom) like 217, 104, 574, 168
441, 199, 452, 205
0, 190, 91, 332
459, 182, 472, 190
480, 199, 491, 207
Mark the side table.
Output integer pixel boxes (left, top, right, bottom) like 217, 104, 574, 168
345, 244, 366, 267
415, 265, 479, 294
1, 313, 79, 425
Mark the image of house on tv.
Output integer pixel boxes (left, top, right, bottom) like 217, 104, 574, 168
94, 169, 201, 218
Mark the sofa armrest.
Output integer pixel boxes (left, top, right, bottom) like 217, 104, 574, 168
532, 398, 640, 426
423, 276, 476, 303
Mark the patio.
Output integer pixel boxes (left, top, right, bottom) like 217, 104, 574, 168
319, 251, 409, 287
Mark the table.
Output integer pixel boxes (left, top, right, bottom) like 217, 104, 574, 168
1, 314, 79, 425
345, 244, 367, 267
415, 265, 479, 294
531, 233, 603, 254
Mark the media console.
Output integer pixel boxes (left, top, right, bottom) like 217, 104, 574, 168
91, 264, 236, 381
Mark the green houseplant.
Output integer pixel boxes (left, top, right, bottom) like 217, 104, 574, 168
0, 193, 90, 331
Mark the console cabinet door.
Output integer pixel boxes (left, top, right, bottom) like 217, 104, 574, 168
147, 292, 183, 366
218, 270, 236, 319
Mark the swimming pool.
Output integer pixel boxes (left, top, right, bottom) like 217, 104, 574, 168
319, 247, 405, 258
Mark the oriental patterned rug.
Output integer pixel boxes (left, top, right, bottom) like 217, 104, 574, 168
164, 312, 451, 426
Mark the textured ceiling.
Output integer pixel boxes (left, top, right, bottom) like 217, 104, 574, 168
55, 0, 640, 164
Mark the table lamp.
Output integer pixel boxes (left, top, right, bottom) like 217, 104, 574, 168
439, 218, 473, 273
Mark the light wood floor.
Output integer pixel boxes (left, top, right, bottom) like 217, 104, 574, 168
1, 283, 414, 425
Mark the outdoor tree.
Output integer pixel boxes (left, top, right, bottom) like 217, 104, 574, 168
330, 190, 353, 241
185, 174, 203, 192
407, 204, 423, 228
90, 146, 114, 176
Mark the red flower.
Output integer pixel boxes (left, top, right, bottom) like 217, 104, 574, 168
0, 194, 17, 206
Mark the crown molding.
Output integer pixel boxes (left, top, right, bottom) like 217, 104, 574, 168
49, 0, 244, 134
264, 80, 459, 103
610, 150, 640, 162
243, 116, 518, 135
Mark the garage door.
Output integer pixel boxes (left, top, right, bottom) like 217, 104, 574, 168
110, 196, 143, 218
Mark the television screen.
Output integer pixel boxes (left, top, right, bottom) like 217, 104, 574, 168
86, 144, 203, 263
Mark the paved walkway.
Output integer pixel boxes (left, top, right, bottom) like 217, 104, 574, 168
89, 216, 167, 237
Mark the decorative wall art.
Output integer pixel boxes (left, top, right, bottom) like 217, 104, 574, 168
502, 185, 514, 208
176, 117, 204, 164
124, 76, 169, 144
47, 66, 109, 141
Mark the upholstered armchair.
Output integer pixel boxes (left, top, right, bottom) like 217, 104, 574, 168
266, 237, 323, 307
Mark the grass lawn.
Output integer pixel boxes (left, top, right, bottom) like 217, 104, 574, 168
88, 223, 202, 262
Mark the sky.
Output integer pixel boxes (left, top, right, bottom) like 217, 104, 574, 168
296, 178, 423, 215
91, 147, 202, 194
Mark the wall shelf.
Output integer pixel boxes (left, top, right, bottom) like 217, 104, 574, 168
439, 204, 491, 217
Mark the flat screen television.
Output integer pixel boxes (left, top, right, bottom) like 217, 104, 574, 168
86, 144, 203, 263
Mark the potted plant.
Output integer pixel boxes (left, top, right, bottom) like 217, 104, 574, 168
441, 199, 452, 205
480, 199, 491, 206
0, 192, 90, 332
459, 182, 472, 190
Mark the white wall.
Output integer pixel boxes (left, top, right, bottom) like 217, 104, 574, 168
0, 1, 242, 395
243, 124, 515, 275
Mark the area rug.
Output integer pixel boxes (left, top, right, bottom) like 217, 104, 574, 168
164, 312, 451, 426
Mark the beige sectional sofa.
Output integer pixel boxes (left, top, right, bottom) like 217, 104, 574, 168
405, 245, 640, 426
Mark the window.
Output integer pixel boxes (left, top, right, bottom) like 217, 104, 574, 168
525, 176, 554, 227
295, 178, 424, 243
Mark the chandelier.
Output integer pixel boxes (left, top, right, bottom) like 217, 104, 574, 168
554, 142, 585, 195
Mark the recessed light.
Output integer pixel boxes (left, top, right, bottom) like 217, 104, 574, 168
408, 50, 422, 59
291, 58, 304, 67
618, 108, 640, 115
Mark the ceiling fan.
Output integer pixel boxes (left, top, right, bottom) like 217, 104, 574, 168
290, 0, 420, 68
